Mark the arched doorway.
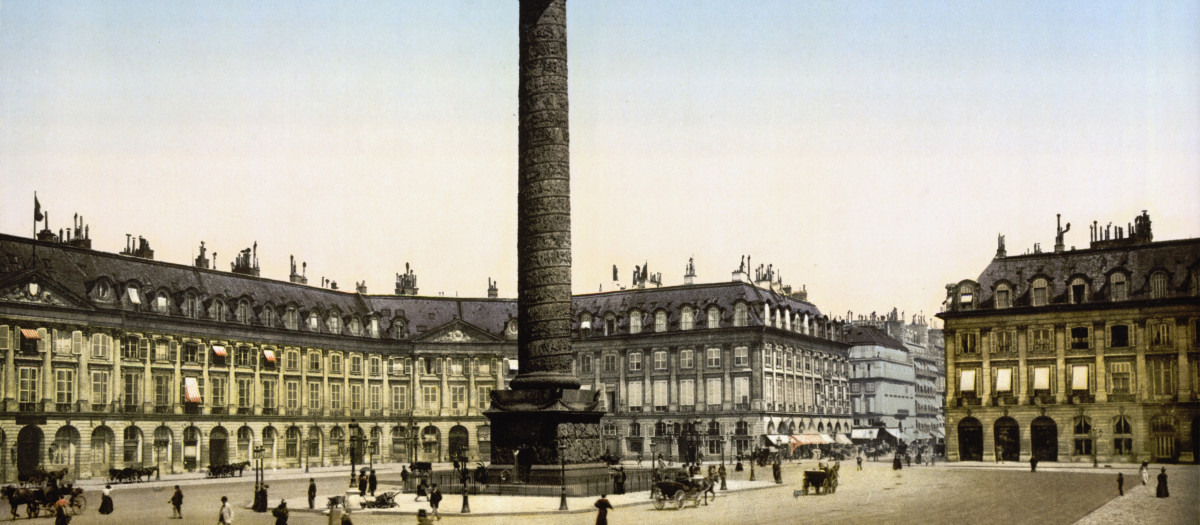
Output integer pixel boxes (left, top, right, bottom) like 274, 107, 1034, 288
153, 426, 173, 475
209, 427, 228, 466
1031, 416, 1058, 462
329, 427, 346, 465
391, 426, 409, 463
91, 427, 115, 476
1150, 416, 1178, 462
448, 426, 469, 462
370, 427, 383, 464
994, 417, 1020, 461
17, 425, 44, 479
52, 426, 81, 477
182, 427, 201, 471
421, 426, 441, 462
236, 426, 253, 462
262, 427, 277, 468
957, 417, 983, 461
123, 426, 145, 465
307, 426, 324, 466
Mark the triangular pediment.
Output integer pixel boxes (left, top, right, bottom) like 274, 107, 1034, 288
0, 269, 94, 310
413, 319, 502, 343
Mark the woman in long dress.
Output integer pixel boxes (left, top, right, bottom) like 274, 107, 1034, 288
1139, 461, 1149, 485
98, 484, 115, 514
1155, 467, 1169, 498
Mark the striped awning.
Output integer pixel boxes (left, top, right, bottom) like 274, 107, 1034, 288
791, 433, 826, 446
836, 434, 853, 445
212, 345, 227, 357
183, 377, 202, 403
20, 329, 40, 340
263, 349, 277, 363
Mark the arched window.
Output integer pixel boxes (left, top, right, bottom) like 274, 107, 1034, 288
733, 303, 748, 327
628, 310, 642, 334
284, 307, 299, 330
604, 314, 616, 336
579, 313, 592, 336
1072, 416, 1092, 455
680, 306, 694, 330
348, 318, 363, 337
1149, 271, 1168, 299
181, 293, 199, 318
654, 310, 667, 332
307, 312, 320, 331
327, 312, 342, 334
368, 318, 380, 338
994, 283, 1011, 309
235, 300, 252, 324
209, 299, 227, 321
707, 307, 720, 329
260, 305, 277, 327
959, 284, 974, 310
1031, 278, 1049, 307
153, 292, 170, 314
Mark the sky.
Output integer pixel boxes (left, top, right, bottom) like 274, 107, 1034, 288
2, 0, 1198, 326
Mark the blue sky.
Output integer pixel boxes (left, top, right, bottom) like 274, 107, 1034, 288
3, 1, 1198, 322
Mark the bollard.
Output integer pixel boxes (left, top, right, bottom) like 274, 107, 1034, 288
461, 487, 470, 513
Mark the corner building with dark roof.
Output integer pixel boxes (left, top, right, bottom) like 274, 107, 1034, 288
938, 212, 1200, 464
0, 228, 852, 481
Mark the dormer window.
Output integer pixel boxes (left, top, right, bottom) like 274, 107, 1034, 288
327, 313, 341, 334
1149, 271, 1168, 299
348, 318, 363, 337
153, 292, 169, 314
733, 303, 748, 327
654, 311, 667, 332
1109, 273, 1127, 301
680, 306, 694, 330
284, 307, 299, 330
182, 293, 200, 319
127, 285, 142, 305
94, 281, 112, 300
959, 285, 974, 310
235, 300, 252, 324
604, 314, 616, 336
1069, 277, 1088, 304
209, 299, 227, 321
707, 307, 720, 329
1031, 278, 1049, 307
308, 313, 320, 331
994, 283, 1011, 309
579, 313, 592, 336
629, 310, 642, 334
368, 318, 380, 338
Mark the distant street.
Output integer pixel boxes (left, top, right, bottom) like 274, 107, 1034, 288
23, 461, 1196, 525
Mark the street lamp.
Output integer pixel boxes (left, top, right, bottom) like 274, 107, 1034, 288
305, 437, 312, 473
252, 444, 268, 512
348, 420, 361, 487
558, 443, 568, 511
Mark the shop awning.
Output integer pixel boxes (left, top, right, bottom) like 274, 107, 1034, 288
930, 429, 945, 439
851, 429, 879, 440
762, 434, 789, 447
836, 434, 853, 445
819, 434, 835, 444
20, 329, 41, 340
183, 377, 202, 403
790, 433, 826, 445
263, 349, 277, 363
212, 345, 227, 357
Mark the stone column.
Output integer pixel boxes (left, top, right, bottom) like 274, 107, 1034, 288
511, 0, 577, 390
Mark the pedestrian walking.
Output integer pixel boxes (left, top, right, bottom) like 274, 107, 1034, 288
1156, 467, 1169, 498
416, 509, 434, 525
1029, 456, 1038, 472
1139, 461, 1149, 485
368, 470, 378, 496
415, 480, 428, 502
429, 484, 443, 520
637, 453, 644, 467
1117, 473, 1124, 496
401, 466, 411, 491
772, 458, 782, 484
98, 484, 114, 515
170, 485, 184, 519
594, 494, 614, 525
357, 472, 367, 497
856, 456, 863, 470
272, 500, 289, 525
54, 497, 69, 525
718, 463, 727, 487
308, 479, 317, 510
217, 496, 234, 525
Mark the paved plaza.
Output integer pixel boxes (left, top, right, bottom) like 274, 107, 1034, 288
32, 460, 1197, 524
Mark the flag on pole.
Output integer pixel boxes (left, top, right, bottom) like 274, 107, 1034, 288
34, 195, 44, 222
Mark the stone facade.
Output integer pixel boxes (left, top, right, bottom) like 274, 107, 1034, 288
938, 212, 1200, 464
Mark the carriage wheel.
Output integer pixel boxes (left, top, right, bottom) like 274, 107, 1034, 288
653, 493, 666, 510
830, 479, 838, 494
71, 495, 88, 515
674, 492, 685, 510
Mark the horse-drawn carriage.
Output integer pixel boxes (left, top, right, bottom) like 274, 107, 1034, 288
107, 465, 158, 483
801, 462, 839, 495
206, 460, 252, 478
2, 474, 86, 519
651, 468, 714, 510
360, 490, 400, 509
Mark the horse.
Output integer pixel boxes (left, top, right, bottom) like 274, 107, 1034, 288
1, 485, 45, 519
136, 466, 159, 482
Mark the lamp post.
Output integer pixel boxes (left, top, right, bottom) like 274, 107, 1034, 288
721, 430, 731, 490
348, 420, 361, 487
558, 443, 568, 511
252, 444, 268, 512
304, 437, 312, 473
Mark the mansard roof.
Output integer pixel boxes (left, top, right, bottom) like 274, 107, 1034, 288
842, 325, 907, 352
572, 281, 823, 325
965, 237, 1200, 309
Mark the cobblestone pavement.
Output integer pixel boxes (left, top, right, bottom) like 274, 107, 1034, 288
28, 460, 1196, 524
